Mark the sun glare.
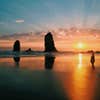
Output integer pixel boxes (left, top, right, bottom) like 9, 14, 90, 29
73, 42, 87, 51
77, 42, 84, 49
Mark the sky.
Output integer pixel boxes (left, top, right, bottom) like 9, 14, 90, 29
0, 0, 100, 34
0, 0, 100, 51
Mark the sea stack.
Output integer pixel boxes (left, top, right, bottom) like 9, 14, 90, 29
44, 32, 57, 52
13, 40, 20, 52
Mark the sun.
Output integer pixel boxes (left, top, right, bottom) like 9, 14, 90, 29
77, 42, 84, 49
74, 42, 87, 51
73, 42, 86, 51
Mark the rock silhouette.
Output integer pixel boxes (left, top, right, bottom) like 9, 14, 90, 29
44, 32, 57, 52
25, 48, 32, 52
13, 40, 20, 52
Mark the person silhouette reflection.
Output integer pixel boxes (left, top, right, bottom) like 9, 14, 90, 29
90, 51, 95, 69
13, 57, 20, 67
45, 55, 55, 70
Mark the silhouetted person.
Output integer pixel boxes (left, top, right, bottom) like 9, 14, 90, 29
45, 55, 55, 69
44, 32, 57, 52
13, 40, 20, 52
90, 51, 95, 69
13, 57, 20, 67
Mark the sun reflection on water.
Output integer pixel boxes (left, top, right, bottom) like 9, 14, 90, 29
78, 53, 83, 68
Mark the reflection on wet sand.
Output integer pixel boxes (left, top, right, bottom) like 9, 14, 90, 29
45, 55, 55, 69
0, 54, 100, 100
92, 64, 95, 70
13, 57, 20, 67
0, 68, 67, 100
60, 54, 97, 100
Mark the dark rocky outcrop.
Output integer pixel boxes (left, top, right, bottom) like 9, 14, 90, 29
25, 48, 32, 52
44, 32, 57, 52
13, 40, 20, 52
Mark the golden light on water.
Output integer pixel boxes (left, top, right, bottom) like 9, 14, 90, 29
78, 53, 82, 68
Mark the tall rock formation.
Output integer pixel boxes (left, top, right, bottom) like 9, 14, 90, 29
44, 32, 57, 52
13, 40, 20, 52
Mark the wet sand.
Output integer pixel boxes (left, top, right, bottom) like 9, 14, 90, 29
0, 68, 67, 100
0, 67, 100, 100
0, 54, 100, 100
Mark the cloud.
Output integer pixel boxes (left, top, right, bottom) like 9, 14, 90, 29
16, 19, 24, 23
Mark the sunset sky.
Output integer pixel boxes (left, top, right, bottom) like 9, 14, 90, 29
0, 0, 100, 51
